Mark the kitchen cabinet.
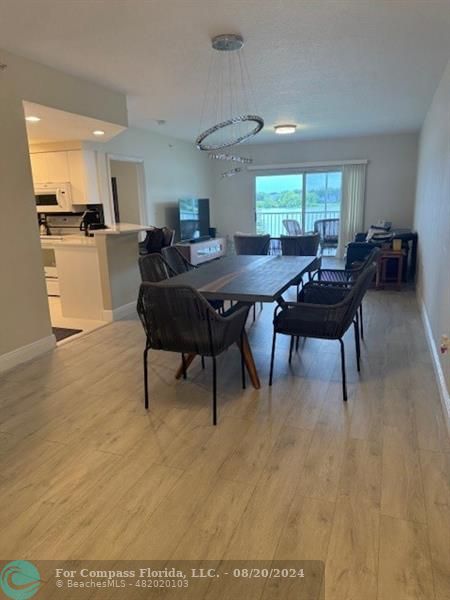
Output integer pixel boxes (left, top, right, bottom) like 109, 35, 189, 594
30, 151, 70, 183
30, 149, 100, 205
67, 150, 101, 205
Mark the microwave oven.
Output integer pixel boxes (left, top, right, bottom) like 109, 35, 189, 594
35, 182, 73, 213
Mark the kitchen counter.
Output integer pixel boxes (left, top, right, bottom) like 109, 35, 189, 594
39, 224, 146, 323
93, 223, 153, 235
40, 235, 96, 247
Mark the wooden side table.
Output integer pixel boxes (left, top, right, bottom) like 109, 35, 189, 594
376, 249, 405, 290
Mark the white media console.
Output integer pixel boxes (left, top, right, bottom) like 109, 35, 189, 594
176, 237, 226, 266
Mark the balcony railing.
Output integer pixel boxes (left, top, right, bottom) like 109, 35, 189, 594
256, 209, 340, 237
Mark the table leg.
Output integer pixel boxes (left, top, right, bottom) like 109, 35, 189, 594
175, 353, 197, 379
239, 331, 261, 389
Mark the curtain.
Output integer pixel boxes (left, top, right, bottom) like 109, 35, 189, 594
336, 163, 367, 259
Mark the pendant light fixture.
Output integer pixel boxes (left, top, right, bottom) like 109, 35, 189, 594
196, 34, 264, 177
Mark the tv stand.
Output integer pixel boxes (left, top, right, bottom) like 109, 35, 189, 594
189, 236, 211, 244
176, 237, 226, 266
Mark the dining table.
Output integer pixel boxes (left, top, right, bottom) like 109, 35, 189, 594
164, 254, 318, 389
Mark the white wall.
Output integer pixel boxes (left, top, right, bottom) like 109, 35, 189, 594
0, 48, 127, 365
414, 57, 450, 405
86, 127, 213, 238
212, 132, 418, 239
110, 160, 141, 224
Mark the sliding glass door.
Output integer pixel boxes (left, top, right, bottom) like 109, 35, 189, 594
255, 170, 342, 254
255, 174, 303, 237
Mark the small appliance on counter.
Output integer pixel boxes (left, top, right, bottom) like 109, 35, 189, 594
79, 208, 107, 237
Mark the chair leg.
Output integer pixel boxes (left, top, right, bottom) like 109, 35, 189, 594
143, 347, 149, 410
296, 336, 300, 351
212, 355, 217, 425
359, 303, 364, 340
201, 355, 205, 369
260, 302, 263, 312
253, 304, 256, 322
339, 339, 348, 402
240, 333, 246, 390
269, 331, 277, 386
181, 353, 187, 380
289, 336, 294, 364
354, 319, 361, 373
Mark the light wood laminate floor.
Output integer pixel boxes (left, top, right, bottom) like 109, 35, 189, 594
1, 290, 449, 600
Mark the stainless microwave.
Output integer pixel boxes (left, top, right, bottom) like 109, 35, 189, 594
35, 182, 73, 213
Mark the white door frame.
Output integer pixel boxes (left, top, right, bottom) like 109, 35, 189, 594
105, 154, 148, 227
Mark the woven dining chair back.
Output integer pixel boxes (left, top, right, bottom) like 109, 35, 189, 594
162, 246, 194, 275
280, 233, 320, 256
234, 234, 270, 255
138, 253, 174, 282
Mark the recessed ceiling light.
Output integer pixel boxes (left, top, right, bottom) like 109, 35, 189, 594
92, 130, 105, 136
274, 124, 296, 135
25, 116, 41, 123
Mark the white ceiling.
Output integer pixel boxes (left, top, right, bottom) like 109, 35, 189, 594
23, 102, 126, 143
2, 1, 450, 144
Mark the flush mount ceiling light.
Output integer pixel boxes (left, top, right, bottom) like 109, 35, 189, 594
274, 124, 297, 135
25, 115, 41, 123
196, 33, 264, 177
92, 130, 105, 136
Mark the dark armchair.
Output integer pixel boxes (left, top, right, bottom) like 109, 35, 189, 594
137, 283, 250, 424
139, 227, 175, 256
269, 264, 376, 401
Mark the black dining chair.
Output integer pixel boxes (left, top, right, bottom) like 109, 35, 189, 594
161, 246, 194, 275
280, 233, 321, 294
234, 233, 270, 320
234, 233, 271, 256
312, 247, 380, 339
161, 246, 225, 314
138, 253, 175, 282
137, 283, 251, 425
269, 263, 376, 401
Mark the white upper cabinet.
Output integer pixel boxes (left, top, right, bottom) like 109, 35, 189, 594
30, 149, 101, 205
67, 150, 100, 205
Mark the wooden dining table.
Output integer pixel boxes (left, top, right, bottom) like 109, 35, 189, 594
165, 254, 318, 389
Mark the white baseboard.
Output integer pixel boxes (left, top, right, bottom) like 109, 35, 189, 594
102, 301, 137, 322
0, 334, 56, 374
420, 299, 450, 429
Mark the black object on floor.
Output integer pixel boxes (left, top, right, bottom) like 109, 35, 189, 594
52, 327, 82, 342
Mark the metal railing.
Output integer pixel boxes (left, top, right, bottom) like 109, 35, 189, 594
256, 210, 340, 237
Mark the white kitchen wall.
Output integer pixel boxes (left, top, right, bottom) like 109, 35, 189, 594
86, 127, 213, 237
414, 56, 450, 412
212, 132, 418, 239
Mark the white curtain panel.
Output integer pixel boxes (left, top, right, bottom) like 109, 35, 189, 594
336, 163, 367, 259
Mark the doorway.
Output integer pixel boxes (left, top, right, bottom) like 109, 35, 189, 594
109, 158, 146, 226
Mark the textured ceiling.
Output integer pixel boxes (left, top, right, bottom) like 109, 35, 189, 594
1, 0, 450, 144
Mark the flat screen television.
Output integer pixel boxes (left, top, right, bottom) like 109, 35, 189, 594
178, 198, 210, 242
